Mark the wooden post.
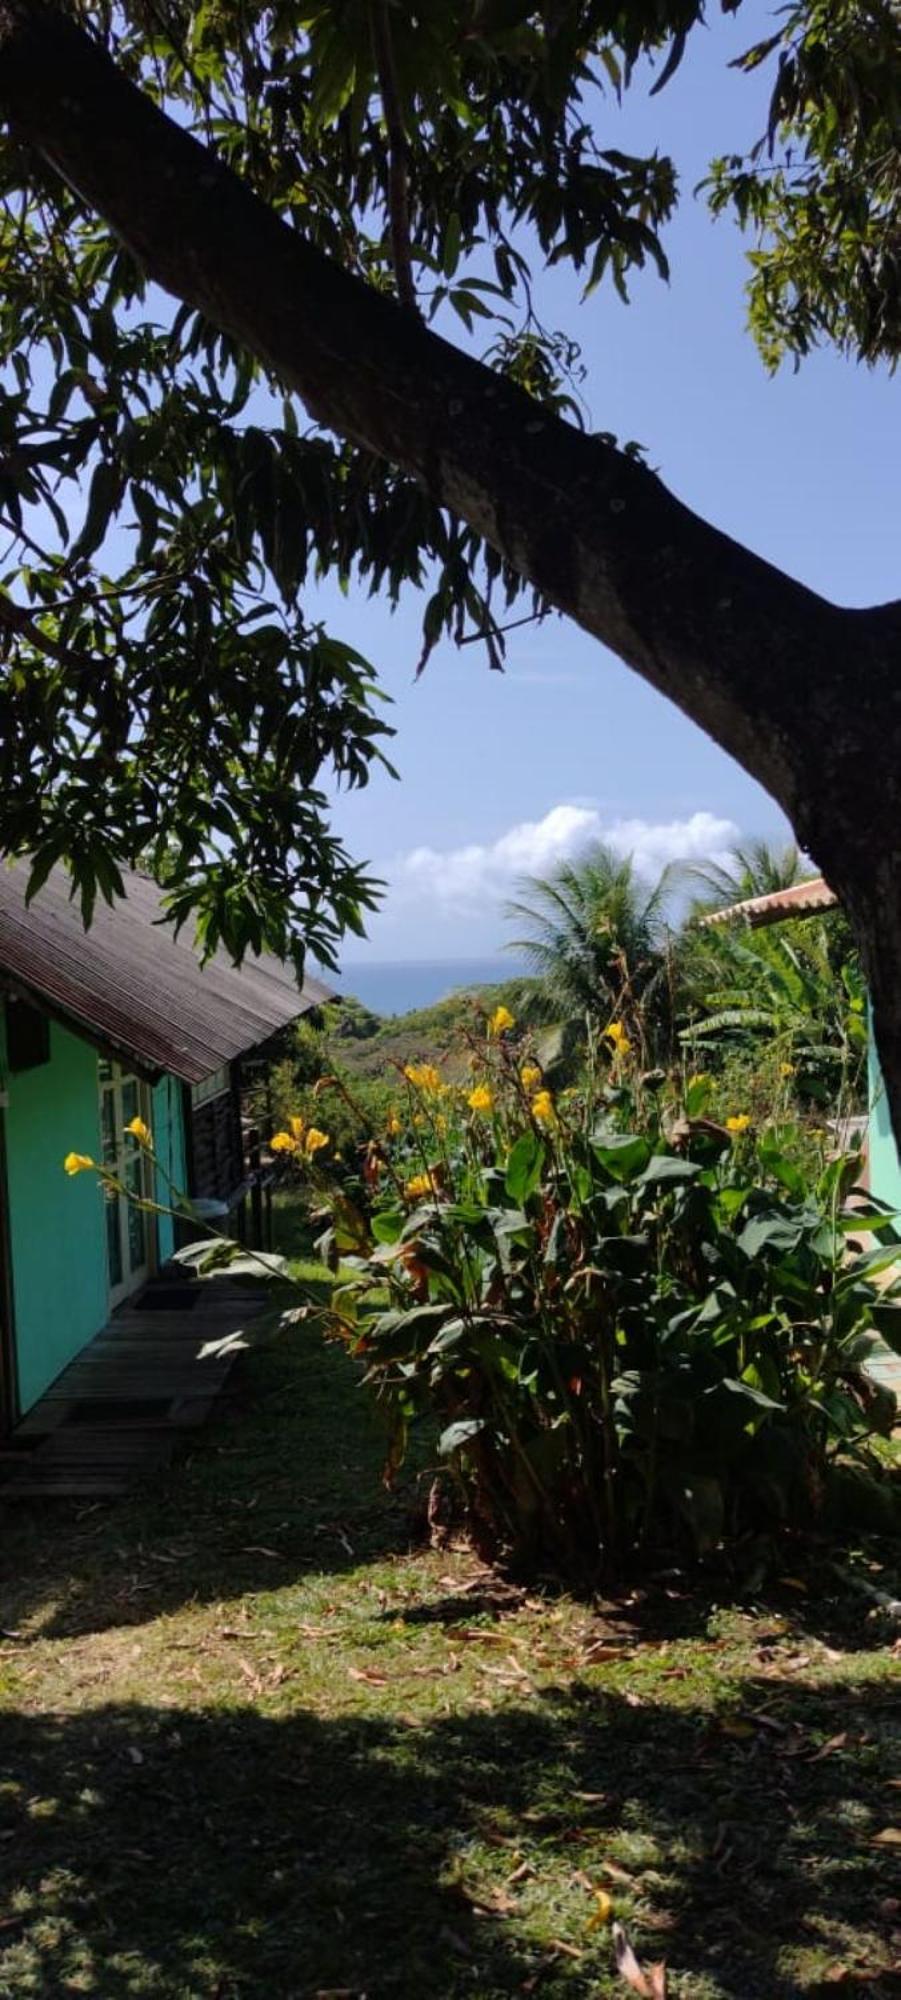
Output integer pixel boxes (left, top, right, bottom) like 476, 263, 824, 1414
249, 1126, 263, 1249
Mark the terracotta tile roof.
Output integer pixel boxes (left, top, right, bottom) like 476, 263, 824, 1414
700, 877, 839, 929
0, 860, 334, 1083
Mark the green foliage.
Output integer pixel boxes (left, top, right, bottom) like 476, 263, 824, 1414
0, 4, 894, 963
305, 1020, 900, 1580
705, 0, 901, 368
505, 841, 680, 1069
682, 915, 867, 1110
248, 1023, 394, 1191
682, 838, 811, 910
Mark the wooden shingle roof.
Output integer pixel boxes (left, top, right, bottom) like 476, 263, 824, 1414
0, 860, 333, 1083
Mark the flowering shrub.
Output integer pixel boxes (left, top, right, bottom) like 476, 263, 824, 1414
303, 1015, 901, 1578
66, 1025, 901, 1582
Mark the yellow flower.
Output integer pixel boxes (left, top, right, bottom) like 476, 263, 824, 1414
124, 1116, 152, 1146
603, 1021, 631, 1055
435, 1113, 448, 1137
726, 1113, 751, 1134
780, 1062, 796, 1078
531, 1089, 556, 1127
386, 1109, 402, 1137
289, 1114, 306, 1141
520, 1064, 542, 1091
468, 1083, 494, 1114
64, 1151, 95, 1176
403, 1063, 444, 1096
270, 1130, 299, 1154
405, 1171, 434, 1199
304, 1127, 329, 1156
489, 1004, 515, 1035
688, 1072, 710, 1090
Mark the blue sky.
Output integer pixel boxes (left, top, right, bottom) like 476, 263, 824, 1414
309, 4, 898, 964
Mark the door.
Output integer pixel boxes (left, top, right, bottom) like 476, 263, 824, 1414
99, 1060, 153, 1307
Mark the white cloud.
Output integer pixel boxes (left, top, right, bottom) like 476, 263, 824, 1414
386, 803, 740, 917
605, 809, 741, 879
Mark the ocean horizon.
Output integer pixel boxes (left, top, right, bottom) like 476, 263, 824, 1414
336, 955, 528, 1017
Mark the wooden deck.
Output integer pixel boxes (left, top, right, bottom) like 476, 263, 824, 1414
0, 1275, 268, 1497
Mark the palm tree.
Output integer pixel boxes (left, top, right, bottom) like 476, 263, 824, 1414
677, 839, 865, 1105
504, 843, 678, 1063
683, 838, 810, 915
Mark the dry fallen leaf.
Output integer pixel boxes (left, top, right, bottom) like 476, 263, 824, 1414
445, 1626, 507, 1645
347, 1665, 388, 1686
871, 1827, 901, 1846
744, 1710, 789, 1733
808, 1732, 849, 1763
599, 1859, 641, 1888
613, 1921, 667, 1997
506, 1860, 535, 1887
582, 1641, 632, 1664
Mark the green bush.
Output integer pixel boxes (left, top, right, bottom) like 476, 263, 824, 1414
301, 1017, 900, 1581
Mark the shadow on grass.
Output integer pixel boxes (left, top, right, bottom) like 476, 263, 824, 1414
1, 1311, 897, 1659
0, 1330, 434, 1643
1, 1677, 897, 1999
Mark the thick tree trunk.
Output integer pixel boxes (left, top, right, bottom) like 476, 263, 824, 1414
0, 2, 900, 1135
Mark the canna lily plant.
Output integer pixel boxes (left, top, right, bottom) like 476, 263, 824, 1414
65, 1011, 901, 1581
307, 1017, 901, 1579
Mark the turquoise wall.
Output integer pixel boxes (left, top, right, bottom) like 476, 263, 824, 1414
151, 1075, 187, 1262
4, 1016, 109, 1413
868, 1026, 901, 1213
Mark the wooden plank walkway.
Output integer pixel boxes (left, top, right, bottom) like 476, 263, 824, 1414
0, 1276, 268, 1497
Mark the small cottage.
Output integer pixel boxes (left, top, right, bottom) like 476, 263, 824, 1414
0, 861, 330, 1430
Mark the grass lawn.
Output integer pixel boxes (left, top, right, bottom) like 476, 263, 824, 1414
0, 1262, 898, 1999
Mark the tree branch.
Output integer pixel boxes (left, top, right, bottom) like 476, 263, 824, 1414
0, 1, 898, 868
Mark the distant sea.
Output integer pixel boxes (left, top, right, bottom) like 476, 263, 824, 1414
338, 956, 528, 1018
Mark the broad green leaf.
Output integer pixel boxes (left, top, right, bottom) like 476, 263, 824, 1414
590, 1132, 651, 1181
640, 1155, 702, 1187
370, 1209, 405, 1243
438, 1417, 488, 1457
736, 1212, 804, 1259
505, 1131, 545, 1205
